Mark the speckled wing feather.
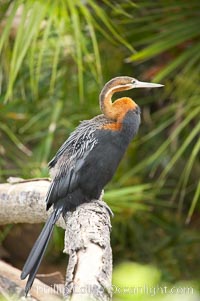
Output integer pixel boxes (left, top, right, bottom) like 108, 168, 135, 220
46, 115, 111, 210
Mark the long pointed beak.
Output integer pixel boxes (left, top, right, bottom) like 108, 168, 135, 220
134, 80, 164, 89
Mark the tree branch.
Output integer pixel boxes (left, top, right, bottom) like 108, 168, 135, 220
0, 179, 113, 300
0, 179, 65, 228
64, 201, 112, 301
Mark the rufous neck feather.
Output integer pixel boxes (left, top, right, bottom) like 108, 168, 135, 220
99, 85, 137, 121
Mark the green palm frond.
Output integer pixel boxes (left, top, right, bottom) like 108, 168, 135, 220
0, 0, 132, 102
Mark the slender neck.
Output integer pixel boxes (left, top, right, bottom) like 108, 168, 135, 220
99, 83, 126, 120
99, 87, 115, 119
99, 84, 137, 121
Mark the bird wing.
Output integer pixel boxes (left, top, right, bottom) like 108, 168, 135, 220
46, 118, 101, 210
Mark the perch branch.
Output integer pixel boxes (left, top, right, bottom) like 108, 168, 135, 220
64, 201, 112, 301
0, 179, 65, 228
0, 179, 113, 300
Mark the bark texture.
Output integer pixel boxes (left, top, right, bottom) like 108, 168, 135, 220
0, 260, 63, 301
0, 178, 65, 228
64, 201, 112, 301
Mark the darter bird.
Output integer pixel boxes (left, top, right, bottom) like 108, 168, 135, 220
21, 76, 163, 295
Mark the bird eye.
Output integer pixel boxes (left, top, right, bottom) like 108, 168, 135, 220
131, 79, 136, 84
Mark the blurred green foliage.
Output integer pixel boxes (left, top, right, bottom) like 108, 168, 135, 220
0, 0, 200, 297
113, 262, 199, 301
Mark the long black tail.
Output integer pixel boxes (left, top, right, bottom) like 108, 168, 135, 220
20, 206, 62, 296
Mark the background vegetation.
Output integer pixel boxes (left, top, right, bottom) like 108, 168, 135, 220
0, 1, 200, 300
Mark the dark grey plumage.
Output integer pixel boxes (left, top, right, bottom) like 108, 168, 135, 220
46, 115, 112, 210
20, 114, 117, 295
21, 206, 62, 295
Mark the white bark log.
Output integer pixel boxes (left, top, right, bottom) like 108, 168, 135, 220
0, 178, 65, 228
0, 179, 113, 301
64, 201, 112, 301
0, 260, 63, 301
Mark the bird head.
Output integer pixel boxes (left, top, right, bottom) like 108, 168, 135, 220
99, 76, 164, 117
103, 76, 164, 94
